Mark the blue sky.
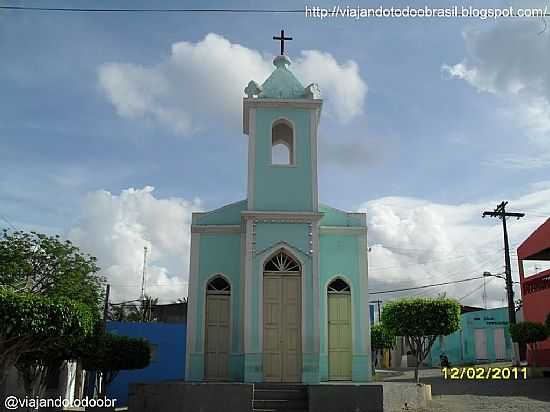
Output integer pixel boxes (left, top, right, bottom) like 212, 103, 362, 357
2, 0, 550, 304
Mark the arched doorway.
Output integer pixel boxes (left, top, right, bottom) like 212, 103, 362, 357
263, 250, 302, 382
204, 276, 231, 380
327, 278, 352, 381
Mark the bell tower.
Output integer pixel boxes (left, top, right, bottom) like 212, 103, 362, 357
243, 38, 322, 212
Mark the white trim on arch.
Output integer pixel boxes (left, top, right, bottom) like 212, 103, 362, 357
257, 243, 308, 356
270, 117, 297, 167
201, 273, 234, 355
323, 274, 356, 364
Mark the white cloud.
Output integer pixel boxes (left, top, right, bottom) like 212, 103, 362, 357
65, 185, 550, 308
361, 188, 550, 307
443, 19, 550, 168
98, 33, 367, 136
67, 186, 201, 303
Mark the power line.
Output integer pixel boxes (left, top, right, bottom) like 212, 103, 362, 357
0, 6, 303, 13
369, 275, 485, 295
458, 277, 495, 302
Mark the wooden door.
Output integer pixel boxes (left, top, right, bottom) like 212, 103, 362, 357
328, 293, 352, 380
474, 329, 488, 360
205, 294, 230, 380
493, 328, 506, 359
263, 274, 301, 382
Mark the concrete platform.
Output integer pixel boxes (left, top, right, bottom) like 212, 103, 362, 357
128, 381, 385, 412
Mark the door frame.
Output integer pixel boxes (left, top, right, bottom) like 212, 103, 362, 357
326, 276, 353, 381
258, 246, 307, 371
204, 274, 232, 381
262, 271, 302, 382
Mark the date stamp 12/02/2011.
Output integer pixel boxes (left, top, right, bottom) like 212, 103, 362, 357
441, 367, 528, 380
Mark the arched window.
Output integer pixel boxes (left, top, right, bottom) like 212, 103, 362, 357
264, 250, 300, 272
328, 278, 350, 293
271, 120, 294, 165
207, 276, 231, 294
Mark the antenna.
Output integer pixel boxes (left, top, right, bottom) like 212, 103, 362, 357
140, 246, 148, 300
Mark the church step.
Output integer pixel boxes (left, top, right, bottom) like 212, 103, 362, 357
254, 388, 307, 400
254, 383, 307, 391
253, 399, 308, 410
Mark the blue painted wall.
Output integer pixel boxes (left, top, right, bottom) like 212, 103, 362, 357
106, 321, 186, 406
430, 307, 512, 366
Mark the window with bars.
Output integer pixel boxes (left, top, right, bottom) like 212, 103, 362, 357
328, 278, 350, 293
264, 250, 300, 273
207, 276, 231, 293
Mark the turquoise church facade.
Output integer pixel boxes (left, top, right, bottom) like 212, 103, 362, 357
185, 53, 372, 383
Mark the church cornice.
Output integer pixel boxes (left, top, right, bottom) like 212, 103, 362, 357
191, 224, 241, 234
241, 210, 324, 222
320, 226, 368, 235
243, 98, 322, 134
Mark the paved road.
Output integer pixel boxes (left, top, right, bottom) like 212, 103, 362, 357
382, 367, 550, 411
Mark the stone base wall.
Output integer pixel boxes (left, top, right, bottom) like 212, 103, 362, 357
128, 382, 253, 412
308, 385, 383, 412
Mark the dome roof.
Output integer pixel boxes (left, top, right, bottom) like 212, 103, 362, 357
258, 55, 305, 99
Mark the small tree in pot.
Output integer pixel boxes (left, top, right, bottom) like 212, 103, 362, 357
381, 297, 461, 383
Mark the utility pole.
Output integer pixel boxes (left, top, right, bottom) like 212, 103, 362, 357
482, 201, 524, 325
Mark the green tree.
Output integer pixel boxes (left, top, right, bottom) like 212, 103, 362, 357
81, 333, 151, 397
381, 297, 461, 383
0, 229, 105, 314
510, 321, 548, 367
0, 229, 104, 400
0, 288, 95, 389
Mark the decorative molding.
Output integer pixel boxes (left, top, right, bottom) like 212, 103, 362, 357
244, 80, 262, 98
243, 98, 322, 134
243, 219, 254, 354
320, 226, 368, 235
191, 225, 242, 234
247, 108, 256, 210
310, 107, 320, 211
255, 240, 311, 259
242, 211, 324, 222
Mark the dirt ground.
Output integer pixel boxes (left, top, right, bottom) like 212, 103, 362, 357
380, 364, 550, 412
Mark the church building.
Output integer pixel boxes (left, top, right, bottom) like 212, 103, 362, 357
185, 34, 371, 383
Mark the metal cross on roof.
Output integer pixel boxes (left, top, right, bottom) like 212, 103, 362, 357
273, 29, 292, 55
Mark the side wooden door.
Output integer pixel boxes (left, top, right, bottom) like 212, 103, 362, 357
328, 293, 352, 380
205, 294, 230, 380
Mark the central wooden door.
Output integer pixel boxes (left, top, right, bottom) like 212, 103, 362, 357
263, 273, 302, 382
328, 281, 352, 381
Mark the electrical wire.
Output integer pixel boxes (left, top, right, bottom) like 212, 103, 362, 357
0, 6, 303, 13
369, 275, 485, 295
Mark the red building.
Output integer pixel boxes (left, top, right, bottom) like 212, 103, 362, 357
517, 218, 550, 367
